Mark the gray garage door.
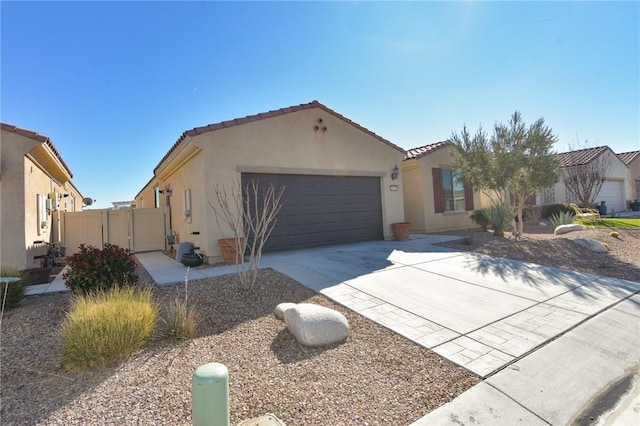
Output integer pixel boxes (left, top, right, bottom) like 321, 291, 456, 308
241, 173, 383, 252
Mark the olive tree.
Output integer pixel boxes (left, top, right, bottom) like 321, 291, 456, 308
451, 111, 560, 238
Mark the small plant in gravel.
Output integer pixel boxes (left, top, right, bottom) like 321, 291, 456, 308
460, 235, 474, 245
0, 267, 25, 310
470, 209, 490, 231
549, 211, 576, 228
61, 286, 157, 370
64, 243, 138, 294
159, 267, 198, 339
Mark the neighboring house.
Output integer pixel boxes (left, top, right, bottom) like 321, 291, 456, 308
401, 141, 480, 233
541, 146, 631, 212
617, 150, 640, 202
134, 100, 406, 263
1, 123, 84, 270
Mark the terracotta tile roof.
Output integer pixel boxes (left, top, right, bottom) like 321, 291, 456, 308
404, 140, 452, 160
617, 150, 640, 165
154, 100, 405, 174
1, 122, 73, 178
556, 146, 610, 168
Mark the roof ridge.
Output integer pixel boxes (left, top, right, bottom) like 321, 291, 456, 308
404, 140, 452, 160
153, 101, 404, 174
1, 122, 73, 178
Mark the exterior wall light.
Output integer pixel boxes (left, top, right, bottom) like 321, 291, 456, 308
391, 165, 400, 180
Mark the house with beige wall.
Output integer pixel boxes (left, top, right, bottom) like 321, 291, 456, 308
617, 150, 640, 203
539, 146, 631, 212
401, 141, 480, 233
1, 123, 83, 270
135, 101, 406, 263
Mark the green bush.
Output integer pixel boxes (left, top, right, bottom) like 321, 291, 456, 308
64, 243, 138, 294
486, 202, 515, 237
549, 211, 576, 228
0, 268, 25, 309
470, 209, 490, 230
541, 203, 572, 218
61, 287, 157, 370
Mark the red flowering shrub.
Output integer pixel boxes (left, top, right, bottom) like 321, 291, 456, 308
64, 243, 138, 294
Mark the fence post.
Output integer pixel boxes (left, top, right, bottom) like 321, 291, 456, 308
192, 362, 230, 426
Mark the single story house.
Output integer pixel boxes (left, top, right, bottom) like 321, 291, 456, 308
134, 101, 406, 264
540, 146, 631, 212
617, 150, 640, 202
401, 141, 480, 233
1, 123, 84, 270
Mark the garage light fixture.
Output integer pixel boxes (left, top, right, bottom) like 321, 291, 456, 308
391, 165, 400, 180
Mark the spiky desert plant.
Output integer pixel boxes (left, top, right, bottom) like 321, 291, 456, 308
549, 211, 576, 228
485, 202, 515, 237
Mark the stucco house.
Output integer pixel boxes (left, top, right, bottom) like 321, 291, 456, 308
617, 150, 640, 202
401, 141, 480, 233
540, 146, 632, 212
134, 101, 406, 263
1, 123, 84, 270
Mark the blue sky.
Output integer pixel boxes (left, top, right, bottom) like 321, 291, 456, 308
2, 1, 638, 209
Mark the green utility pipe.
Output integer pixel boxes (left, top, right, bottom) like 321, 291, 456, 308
192, 362, 230, 426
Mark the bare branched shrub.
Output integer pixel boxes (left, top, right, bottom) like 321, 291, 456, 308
211, 180, 285, 290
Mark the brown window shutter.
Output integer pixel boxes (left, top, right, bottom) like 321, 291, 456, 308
464, 184, 474, 211
432, 168, 445, 213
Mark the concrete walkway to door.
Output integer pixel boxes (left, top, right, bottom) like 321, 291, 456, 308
135, 234, 640, 425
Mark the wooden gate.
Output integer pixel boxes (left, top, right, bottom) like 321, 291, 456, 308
60, 208, 167, 256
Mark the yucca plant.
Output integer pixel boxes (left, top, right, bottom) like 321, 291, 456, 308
485, 202, 515, 237
549, 211, 576, 228
61, 286, 157, 370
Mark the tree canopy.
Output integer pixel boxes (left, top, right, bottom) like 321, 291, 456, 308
451, 111, 560, 237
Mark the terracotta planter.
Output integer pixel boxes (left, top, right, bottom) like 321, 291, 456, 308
391, 222, 411, 241
218, 238, 245, 265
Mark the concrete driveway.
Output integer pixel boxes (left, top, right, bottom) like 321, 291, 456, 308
258, 235, 640, 425
136, 234, 640, 424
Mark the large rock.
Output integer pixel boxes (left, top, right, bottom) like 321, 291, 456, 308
284, 303, 349, 347
573, 238, 608, 253
273, 302, 296, 321
554, 224, 585, 235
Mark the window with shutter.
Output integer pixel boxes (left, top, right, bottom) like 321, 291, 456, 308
433, 168, 474, 212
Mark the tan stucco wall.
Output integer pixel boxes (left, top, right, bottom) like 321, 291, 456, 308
401, 146, 480, 233
401, 160, 426, 231
152, 108, 405, 262
625, 157, 640, 201
1, 129, 83, 269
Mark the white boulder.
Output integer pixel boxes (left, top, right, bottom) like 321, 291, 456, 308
554, 224, 585, 235
573, 238, 608, 253
274, 302, 296, 321
284, 303, 349, 347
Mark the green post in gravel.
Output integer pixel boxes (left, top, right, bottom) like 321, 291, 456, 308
192, 362, 230, 426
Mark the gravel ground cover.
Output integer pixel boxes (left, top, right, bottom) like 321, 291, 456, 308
437, 221, 640, 282
1, 266, 477, 425
3, 220, 638, 425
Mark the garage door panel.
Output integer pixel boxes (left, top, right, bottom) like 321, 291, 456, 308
242, 173, 383, 252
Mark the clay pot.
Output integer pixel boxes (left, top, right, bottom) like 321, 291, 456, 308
218, 238, 245, 265
391, 222, 411, 241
